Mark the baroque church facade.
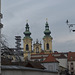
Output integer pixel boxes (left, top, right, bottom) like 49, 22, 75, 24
23, 20, 53, 59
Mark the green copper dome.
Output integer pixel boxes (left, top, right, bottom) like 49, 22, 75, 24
23, 23, 31, 38
44, 21, 51, 36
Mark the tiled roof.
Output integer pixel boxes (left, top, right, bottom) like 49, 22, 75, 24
31, 53, 49, 56
1, 57, 12, 65
42, 54, 59, 63
1, 57, 45, 69
53, 52, 68, 54
31, 51, 68, 56
31, 56, 47, 59
40, 51, 45, 54
54, 53, 67, 58
25, 61, 46, 69
68, 52, 75, 61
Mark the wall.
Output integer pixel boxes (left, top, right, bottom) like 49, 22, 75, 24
68, 61, 75, 74
1, 65, 58, 75
42, 62, 59, 72
56, 58, 67, 68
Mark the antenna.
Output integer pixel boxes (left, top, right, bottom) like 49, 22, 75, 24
66, 19, 75, 32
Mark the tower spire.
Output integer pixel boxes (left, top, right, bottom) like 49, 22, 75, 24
43, 19, 53, 53
23, 21, 31, 38
46, 18, 48, 23
44, 19, 51, 36
23, 21, 32, 60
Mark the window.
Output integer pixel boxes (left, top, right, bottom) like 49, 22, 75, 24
46, 43, 49, 50
71, 72, 74, 75
71, 68, 73, 70
71, 62, 73, 65
36, 47, 39, 53
34, 59, 39, 62
26, 44, 29, 51
40, 59, 43, 61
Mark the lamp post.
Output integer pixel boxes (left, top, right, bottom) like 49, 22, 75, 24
0, 0, 3, 74
66, 20, 75, 32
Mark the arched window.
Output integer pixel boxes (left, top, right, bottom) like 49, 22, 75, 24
46, 43, 49, 50
36, 47, 39, 53
26, 44, 29, 51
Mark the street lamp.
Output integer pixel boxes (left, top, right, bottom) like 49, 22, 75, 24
66, 20, 75, 32
0, 0, 3, 74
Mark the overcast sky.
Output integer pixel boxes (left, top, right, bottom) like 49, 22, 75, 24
1, 0, 75, 52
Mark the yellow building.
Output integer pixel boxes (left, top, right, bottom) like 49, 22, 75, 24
23, 20, 53, 60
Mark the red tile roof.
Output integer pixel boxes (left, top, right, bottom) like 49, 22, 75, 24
31, 53, 49, 56
53, 52, 68, 54
54, 53, 67, 58
42, 54, 59, 63
31, 56, 47, 59
25, 61, 46, 69
1, 58, 45, 69
68, 52, 75, 61
40, 51, 45, 54
31, 52, 68, 56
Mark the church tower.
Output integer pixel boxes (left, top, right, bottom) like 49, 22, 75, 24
43, 19, 53, 53
23, 22, 32, 60
33, 39, 42, 54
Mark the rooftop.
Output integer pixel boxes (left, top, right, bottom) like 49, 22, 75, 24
42, 54, 59, 63
68, 52, 75, 61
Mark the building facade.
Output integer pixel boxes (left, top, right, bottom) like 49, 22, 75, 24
68, 52, 75, 75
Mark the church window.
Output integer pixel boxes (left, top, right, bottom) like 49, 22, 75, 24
26, 44, 29, 51
46, 43, 49, 50
36, 47, 39, 53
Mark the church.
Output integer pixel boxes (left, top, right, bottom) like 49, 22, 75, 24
22, 20, 75, 74
23, 20, 53, 59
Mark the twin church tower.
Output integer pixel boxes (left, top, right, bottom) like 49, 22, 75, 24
23, 20, 53, 59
